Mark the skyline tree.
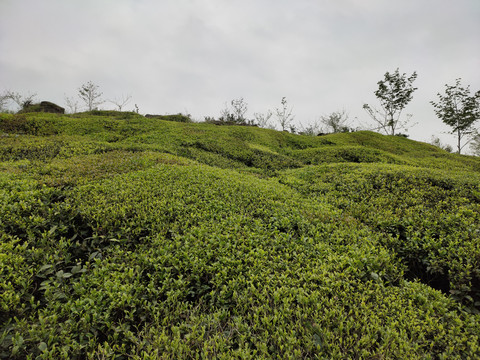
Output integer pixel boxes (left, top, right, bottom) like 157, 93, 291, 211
276, 97, 294, 131
78, 81, 104, 111
363, 68, 418, 136
108, 94, 132, 111
320, 110, 351, 133
0, 90, 37, 112
430, 78, 480, 154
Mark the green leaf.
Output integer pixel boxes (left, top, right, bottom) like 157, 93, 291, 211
38, 264, 53, 272
48, 225, 58, 235
71, 265, 82, 274
370, 272, 380, 281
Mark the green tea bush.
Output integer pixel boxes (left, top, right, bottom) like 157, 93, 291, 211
177, 147, 249, 169
0, 137, 63, 162
145, 114, 193, 123
179, 136, 301, 171
75, 110, 140, 120
0, 114, 57, 136
22, 150, 187, 187
1, 113, 480, 359
0, 135, 114, 163
282, 163, 480, 311
2, 164, 479, 358
291, 146, 402, 165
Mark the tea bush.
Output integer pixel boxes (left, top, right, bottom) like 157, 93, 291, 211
145, 114, 193, 123
281, 163, 480, 311
1, 112, 480, 359
0, 136, 113, 162
290, 146, 403, 165
0, 114, 57, 136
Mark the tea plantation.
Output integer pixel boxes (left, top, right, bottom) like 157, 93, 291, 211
1, 111, 480, 359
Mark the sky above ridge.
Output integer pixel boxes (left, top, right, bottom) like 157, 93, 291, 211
1, 0, 479, 149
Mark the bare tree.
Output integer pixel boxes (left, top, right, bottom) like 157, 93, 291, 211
430, 136, 453, 153
0, 90, 37, 111
64, 95, 80, 114
78, 81, 104, 111
299, 119, 323, 136
0, 91, 9, 112
231, 97, 248, 123
254, 110, 273, 128
219, 97, 249, 124
320, 110, 351, 133
275, 97, 294, 131
219, 102, 234, 122
108, 94, 132, 111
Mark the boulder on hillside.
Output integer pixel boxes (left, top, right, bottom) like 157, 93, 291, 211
20, 101, 65, 114
145, 114, 192, 123
39, 101, 65, 114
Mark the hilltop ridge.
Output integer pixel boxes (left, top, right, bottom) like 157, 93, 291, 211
1, 110, 478, 173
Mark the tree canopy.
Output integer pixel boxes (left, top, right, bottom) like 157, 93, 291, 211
431, 78, 480, 154
364, 68, 418, 136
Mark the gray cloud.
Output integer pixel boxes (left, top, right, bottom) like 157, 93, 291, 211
1, 0, 479, 147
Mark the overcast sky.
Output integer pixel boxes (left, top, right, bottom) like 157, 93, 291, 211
1, 0, 479, 148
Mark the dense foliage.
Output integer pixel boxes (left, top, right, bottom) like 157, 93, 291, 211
1, 111, 480, 359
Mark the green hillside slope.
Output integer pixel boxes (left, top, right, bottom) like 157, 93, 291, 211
1, 111, 480, 359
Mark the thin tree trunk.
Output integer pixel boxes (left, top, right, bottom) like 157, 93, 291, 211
458, 129, 461, 154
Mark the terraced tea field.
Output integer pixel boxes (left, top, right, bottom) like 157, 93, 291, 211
1, 111, 479, 359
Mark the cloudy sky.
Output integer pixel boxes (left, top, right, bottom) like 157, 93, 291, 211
1, 0, 479, 148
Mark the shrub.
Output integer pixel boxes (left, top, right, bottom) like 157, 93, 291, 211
145, 114, 192, 123
282, 163, 480, 311
1, 112, 480, 358
0, 115, 57, 136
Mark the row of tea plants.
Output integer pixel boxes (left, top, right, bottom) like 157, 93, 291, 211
1, 112, 480, 358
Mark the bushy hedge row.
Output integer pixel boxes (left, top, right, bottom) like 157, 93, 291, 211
1, 113, 480, 358
1, 161, 479, 358
0, 114, 57, 136
281, 163, 480, 311
3, 113, 480, 173
0, 136, 114, 163
289, 146, 403, 165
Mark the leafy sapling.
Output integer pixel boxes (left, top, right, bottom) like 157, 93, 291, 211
431, 78, 480, 154
363, 68, 417, 136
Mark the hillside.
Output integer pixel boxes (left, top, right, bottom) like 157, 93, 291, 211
1, 111, 480, 359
